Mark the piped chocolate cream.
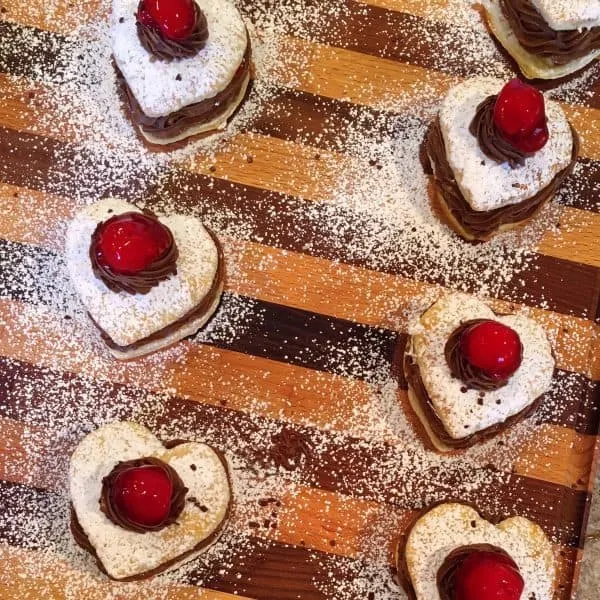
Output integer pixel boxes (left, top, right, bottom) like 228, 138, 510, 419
445, 319, 522, 392
116, 41, 250, 141
89, 227, 224, 352
136, 0, 209, 61
402, 351, 542, 449
500, 0, 600, 65
100, 457, 188, 533
90, 210, 179, 295
424, 117, 579, 240
468, 95, 528, 168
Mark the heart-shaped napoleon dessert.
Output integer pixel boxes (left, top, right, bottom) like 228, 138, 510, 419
112, 0, 250, 146
402, 293, 554, 452
65, 198, 224, 360
70, 421, 232, 580
397, 502, 555, 600
425, 77, 577, 241
483, 0, 600, 81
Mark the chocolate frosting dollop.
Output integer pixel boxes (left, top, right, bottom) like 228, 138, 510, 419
100, 456, 188, 533
270, 427, 313, 471
501, 0, 600, 65
444, 319, 521, 391
136, 0, 209, 61
437, 544, 519, 600
469, 95, 528, 168
90, 209, 179, 295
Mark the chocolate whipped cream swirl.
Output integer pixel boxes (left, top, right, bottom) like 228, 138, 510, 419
437, 544, 517, 600
100, 457, 188, 533
90, 210, 179, 295
136, 1, 209, 61
469, 95, 528, 168
445, 319, 521, 391
501, 0, 600, 66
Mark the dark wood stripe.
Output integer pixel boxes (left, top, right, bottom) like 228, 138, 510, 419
0, 21, 70, 81
238, 0, 600, 107
1, 21, 600, 215
0, 479, 362, 599
0, 126, 598, 320
151, 173, 600, 322
4, 5, 600, 111
0, 238, 397, 382
1, 238, 599, 436
0, 356, 590, 547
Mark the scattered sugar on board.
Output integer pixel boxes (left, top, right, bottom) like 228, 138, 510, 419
0, 0, 597, 598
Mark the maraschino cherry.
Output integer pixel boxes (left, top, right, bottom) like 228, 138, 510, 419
453, 551, 524, 600
494, 79, 549, 154
94, 212, 172, 275
460, 320, 522, 382
112, 465, 173, 527
137, 0, 197, 40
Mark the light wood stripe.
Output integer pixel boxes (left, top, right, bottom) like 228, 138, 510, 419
4, 0, 600, 155
0, 419, 577, 599
3, 74, 600, 272
0, 297, 594, 492
184, 133, 349, 202
0, 182, 598, 380
536, 206, 600, 268
0, 545, 251, 600
359, 0, 447, 18
0, 296, 379, 436
276, 37, 600, 159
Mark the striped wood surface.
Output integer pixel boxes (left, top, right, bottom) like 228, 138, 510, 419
0, 0, 599, 599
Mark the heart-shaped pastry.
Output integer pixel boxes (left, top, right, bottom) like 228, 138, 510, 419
65, 198, 224, 360
112, 0, 250, 146
397, 502, 555, 600
402, 293, 554, 451
70, 421, 232, 580
425, 77, 577, 241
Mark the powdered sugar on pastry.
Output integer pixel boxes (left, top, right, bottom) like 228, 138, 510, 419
408, 293, 554, 440
529, 0, 600, 31
65, 198, 220, 347
112, 0, 247, 117
69, 421, 231, 580
484, 0, 600, 79
403, 503, 555, 600
440, 78, 573, 211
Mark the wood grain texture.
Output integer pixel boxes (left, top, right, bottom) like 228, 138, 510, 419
0, 1, 599, 599
1, 182, 598, 379
0, 418, 582, 600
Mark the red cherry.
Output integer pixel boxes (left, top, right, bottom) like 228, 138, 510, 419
112, 466, 173, 527
138, 0, 197, 40
94, 212, 172, 275
493, 79, 549, 154
460, 320, 522, 381
454, 551, 524, 600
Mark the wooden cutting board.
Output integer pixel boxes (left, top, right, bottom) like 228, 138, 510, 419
0, 0, 599, 599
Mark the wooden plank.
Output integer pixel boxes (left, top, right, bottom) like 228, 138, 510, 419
0, 192, 597, 381
1, 125, 599, 321
0, 419, 581, 599
0, 545, 248, 600
0, 330, 592, 534
0, 4, 598, 599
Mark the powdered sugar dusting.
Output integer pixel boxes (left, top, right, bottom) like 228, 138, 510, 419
0, 0, 598, 597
